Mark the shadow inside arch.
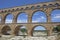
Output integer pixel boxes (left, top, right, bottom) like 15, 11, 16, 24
1, 26, 11, 35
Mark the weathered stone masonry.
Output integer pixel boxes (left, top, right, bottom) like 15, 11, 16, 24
0, 1, 60, 36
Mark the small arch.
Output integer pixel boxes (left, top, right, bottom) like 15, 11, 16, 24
12, 9, 15, 11
1, 26, 11, 35
36, 5, 40, 9
16, 8, 20, 11
1, 11, 4, 13
8, 10, 11, 12
42, 4, 47, 8
48, 4, 54, 7
55, 3, 60, 6
25, 7, 30, 10
4, 10, 7, 12
20, 8, 24, 10
31, 25, 48, 37
31, 6, 36, 10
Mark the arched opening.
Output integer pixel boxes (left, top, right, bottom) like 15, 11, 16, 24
32, 26, 47, 37
14, 26, 27, 36
32, 11, 47, 23
1, 26, 11, 35
51, 9, 60, 22
36, 5, 40, 9
31, 6, 35, 10
52, 25, 60, 35
17, 12, 28, 23
5, 14, 14, 23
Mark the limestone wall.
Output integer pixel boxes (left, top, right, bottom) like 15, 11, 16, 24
0, 35, 58, 40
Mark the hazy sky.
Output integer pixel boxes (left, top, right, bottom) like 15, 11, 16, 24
0, 0, 55, 9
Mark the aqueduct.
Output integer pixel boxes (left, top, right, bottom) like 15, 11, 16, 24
0, 0, 60, 36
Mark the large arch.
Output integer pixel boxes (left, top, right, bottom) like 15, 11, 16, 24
17, 12, 28, 23
5, 13, 14, 23
1, 26, 11, 35
14, 25, 27, 36
32, 10, 47, 23
31, 25, 48, 37
51, 9, 60, 22
52, 25, 60, 35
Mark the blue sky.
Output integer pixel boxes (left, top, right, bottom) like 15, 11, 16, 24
32, 11, 47, 23
0, 0, 55, 9
0, 0, 60, 30
51, 10, 60, 22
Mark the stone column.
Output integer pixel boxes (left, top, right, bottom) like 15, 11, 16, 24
47, 14, 51, 22
12, 12, 18, 23
45, 8, 52, 35
45, 8, 52, 22
47, 25, 53, 36
11, 30, 15, 36
10, 26, 16, 36
1, 16, 5, 24
48, 29, 52, 36
26, 10, 33, 23
27, 30, 32, 36
12, 15, 17, 23
28, 15, 32, 23
0, 25, 5, 37
26, 24, 32, 36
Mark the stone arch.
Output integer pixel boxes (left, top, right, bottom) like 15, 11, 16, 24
32, 10, 47, 23
4, 10, 7, 13
5, 13, 14, 23
30, 6, 36, 10
12, 9, 15, 11
36, 5, 40, 9
51, 8, 60, 14
52, 8, 60, 11
14, 25, 27, 36
42, 4, 47, 8
16, 8, 20, 11
20, 8, 24, 10
8, 9, 11, 12
52, 25, 60, 34
54, 3, 60, 6
1, 26, 11, 35
31, 25, 48, 36
48, 4, 54, 7
51, 9, 60, 22
25, 7, 30, 10
17, 12, 28, 23
50, 8, 60, 16
32, 10, 47, 18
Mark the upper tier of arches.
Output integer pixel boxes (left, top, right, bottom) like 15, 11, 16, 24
0, 9, 60, 23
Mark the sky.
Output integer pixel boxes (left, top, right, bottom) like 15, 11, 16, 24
0, 0, 55, 9
0, 0, 60, 31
